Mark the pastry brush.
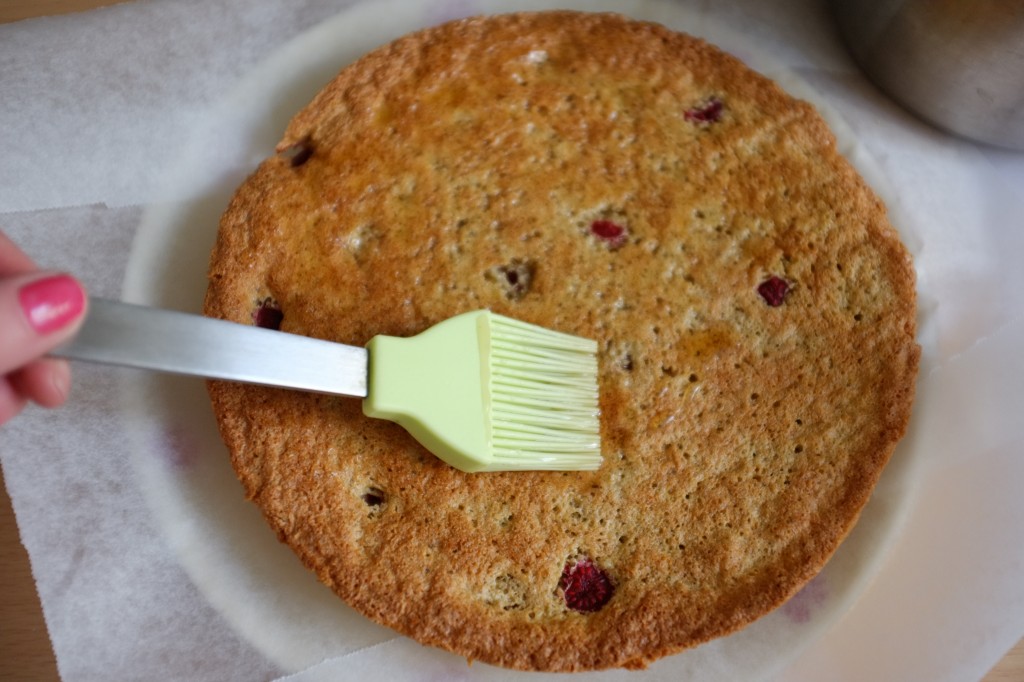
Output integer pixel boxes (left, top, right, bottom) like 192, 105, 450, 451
53, 299, 602, 473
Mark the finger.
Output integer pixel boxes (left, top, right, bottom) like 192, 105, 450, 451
0, 375, 28, 426
0, 230, 38, 276
9, 358, 72, 409
0, 272, 87, 376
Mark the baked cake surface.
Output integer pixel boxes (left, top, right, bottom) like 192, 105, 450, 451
204, 11, 919, 671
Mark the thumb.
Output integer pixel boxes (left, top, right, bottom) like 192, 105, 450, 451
0, 272, 87, 376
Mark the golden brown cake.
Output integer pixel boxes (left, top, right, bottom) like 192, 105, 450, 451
204, 11, 919, 671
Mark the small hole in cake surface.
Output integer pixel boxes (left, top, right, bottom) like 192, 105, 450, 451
253, 298, 283, 330
280, 138, 314, 167
486, 258, 536, 300
361, 487, 386, 507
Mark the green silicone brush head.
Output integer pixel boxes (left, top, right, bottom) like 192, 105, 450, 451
363, 310, 601, 473
483, 313, 601, 470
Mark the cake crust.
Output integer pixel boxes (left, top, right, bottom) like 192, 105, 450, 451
205, 11, 919, 671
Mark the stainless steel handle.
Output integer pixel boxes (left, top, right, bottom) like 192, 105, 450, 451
52, 298, 369, 398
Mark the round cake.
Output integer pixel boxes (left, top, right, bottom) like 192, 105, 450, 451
204, 11, 919, 672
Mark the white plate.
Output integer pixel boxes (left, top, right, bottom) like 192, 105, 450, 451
121, 0, 926, 679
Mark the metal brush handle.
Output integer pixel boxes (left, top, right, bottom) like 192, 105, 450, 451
52, 298, 369, 398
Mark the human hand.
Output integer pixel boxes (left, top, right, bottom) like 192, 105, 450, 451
0, 231, 87, 426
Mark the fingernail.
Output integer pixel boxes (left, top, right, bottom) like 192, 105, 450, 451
18, 274, 86, 335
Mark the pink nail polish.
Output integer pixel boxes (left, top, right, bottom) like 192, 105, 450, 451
18, 275, 86, 335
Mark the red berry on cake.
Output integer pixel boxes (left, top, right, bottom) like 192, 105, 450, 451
684, 97, 724, 124
559, 556, 614, 613
253, 298, 284, 329
757, 276, 790, 306
590, 220, 628, 249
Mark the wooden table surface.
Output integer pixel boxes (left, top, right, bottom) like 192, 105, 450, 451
0, 1, 1021, 679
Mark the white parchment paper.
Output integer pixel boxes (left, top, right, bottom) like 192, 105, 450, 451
1, 1, 1021, 680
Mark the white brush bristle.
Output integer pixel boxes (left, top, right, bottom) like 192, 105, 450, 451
487, 315, 601, 470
